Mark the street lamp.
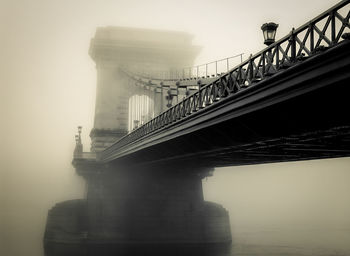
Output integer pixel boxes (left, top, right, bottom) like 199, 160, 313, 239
77, 126, 82, 143
74, 126, 83, 156
261, 22, 279, 46
166, 89, 173, 108
133, 120, 139, 129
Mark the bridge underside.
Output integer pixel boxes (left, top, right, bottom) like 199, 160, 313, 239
103, 41, 350, 168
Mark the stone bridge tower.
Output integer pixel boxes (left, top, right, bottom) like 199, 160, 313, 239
89, 27, 200, 152
44, 27, 231, 256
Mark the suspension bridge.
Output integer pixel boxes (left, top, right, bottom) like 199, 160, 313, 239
44, 1, 350, 256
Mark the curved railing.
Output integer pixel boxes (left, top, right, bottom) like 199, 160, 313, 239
125, 53, 244, 81
106, 0, 350, 152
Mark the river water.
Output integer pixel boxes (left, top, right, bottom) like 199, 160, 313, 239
230, 227, 350, 256
42, 227, 350, 256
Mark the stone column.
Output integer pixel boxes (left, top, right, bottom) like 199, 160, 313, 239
84, 164, 232, 247
154, 86, 163, 116
90, 62, 129, 152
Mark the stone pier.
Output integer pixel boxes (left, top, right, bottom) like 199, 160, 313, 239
44, 160, 231, 256
44, 27, 231, 256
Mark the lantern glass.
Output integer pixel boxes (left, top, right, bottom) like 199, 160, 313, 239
267, 30, 276, 40
261, 22, 279, 46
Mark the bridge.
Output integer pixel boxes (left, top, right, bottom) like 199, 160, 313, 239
44, 1, 350, 256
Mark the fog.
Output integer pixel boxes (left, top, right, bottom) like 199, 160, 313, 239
204, 159, 350, 255
1, 0, 349, 255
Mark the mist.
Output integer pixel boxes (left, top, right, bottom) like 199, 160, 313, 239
1, 0, 350, 255
204, 159, 350, 255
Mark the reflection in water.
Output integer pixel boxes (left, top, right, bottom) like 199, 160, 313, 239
44, 227, 350, 256
231, 228, 350, 256
45, 242, 232, 256
44, 240, 350, 256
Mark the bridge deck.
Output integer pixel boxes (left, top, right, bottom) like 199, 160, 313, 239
101, 40, 350, 167
96, 1, 350, 167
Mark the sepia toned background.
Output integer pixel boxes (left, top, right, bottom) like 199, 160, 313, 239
1, 0, 349, 255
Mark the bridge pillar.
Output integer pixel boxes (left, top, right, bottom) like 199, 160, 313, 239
89, 60, 130, 152
154, 86, 163, 115
45, 27, 233, 256
82, 164, 231, 255
44, 157, 231, 256
89, 26, 200, 144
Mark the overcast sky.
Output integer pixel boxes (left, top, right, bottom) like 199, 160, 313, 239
1, 1, 349, 256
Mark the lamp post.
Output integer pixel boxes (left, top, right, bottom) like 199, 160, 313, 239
261, 22, 279, 74
133, 120, 139, 129
261, 22, 279, 46
74, 126, 83, 156
77, 126, 82, 144
166, 89, 173, 108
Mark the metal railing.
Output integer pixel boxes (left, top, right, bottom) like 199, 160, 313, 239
106, 0, 350, 152
129, 53, 244, 81
181, 53, 244, 80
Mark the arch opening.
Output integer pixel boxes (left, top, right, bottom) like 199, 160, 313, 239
128, 94, 155, 131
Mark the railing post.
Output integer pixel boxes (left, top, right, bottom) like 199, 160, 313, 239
176, 81, 180, 105
197, 66, 199, 78
331, 10, 336, 44
248, 54, 253, 82
289, 28, 296, 62
275, 44, 279, 70
309, 22, 314, 52
206, 64, 208, 77
197, 80, 203, 109
262, 51, 266, 75
160, 82, 164, 112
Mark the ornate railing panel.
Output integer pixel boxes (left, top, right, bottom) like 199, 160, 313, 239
106, 0, 350, 152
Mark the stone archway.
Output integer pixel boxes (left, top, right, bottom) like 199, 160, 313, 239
128, 94, 154, 131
